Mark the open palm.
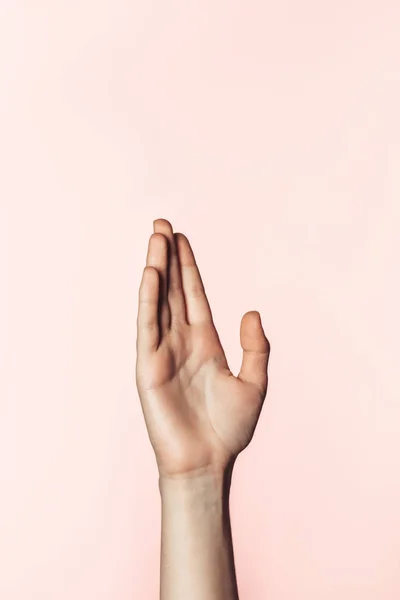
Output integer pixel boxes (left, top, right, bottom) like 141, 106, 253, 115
135, 219, 271, 478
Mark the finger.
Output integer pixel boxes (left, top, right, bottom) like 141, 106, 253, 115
146, 232, 170, 338
237, 311, 270, 398
238, 311, 270, 397
174, 232, 213, 325
153, 219, 187, 327
137, 266, 160, 353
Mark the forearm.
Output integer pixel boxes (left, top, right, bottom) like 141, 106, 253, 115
159, 465, 240, 600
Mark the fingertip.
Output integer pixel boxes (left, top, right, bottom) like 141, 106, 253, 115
140, 267, 159, 297
173, 232, 186, 246
143, 265, 158, 278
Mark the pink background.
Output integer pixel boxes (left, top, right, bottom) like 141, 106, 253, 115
1, 2, 400, 598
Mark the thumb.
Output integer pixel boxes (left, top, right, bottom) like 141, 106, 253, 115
237, 311, 270, 396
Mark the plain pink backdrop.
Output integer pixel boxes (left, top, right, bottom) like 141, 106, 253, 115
1, 1, 400, 599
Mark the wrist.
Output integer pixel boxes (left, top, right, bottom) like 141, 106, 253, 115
158, 462, 235, 501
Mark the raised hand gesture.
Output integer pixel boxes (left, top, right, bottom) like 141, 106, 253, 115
135, 219, 271, 480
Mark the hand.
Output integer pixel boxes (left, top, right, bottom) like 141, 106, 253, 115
135, 219, 271, 480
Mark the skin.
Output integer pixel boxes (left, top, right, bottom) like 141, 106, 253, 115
135, 218, 271, 600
